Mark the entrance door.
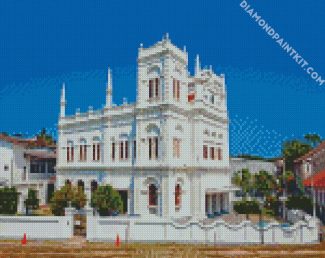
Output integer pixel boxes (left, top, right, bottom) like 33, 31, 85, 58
118, 190, 128, 214
47, 183, 55, 203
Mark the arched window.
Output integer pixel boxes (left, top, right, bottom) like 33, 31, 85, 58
77, 180, 84, 192
67, 141, 74, 162
175, 184, 181, 207
91, 180, 98, 193
79, 139, 87, 161
92, 137, 101, 161
148, 184, 158, 206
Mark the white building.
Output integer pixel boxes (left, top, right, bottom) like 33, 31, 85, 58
230, 157, 277, 176
56, 35, 234, 218
0, 134, 56, 213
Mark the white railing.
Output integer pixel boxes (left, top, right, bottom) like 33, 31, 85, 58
86, 214, 319, 244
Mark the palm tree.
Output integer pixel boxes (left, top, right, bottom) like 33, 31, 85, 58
304, 133, 322, 148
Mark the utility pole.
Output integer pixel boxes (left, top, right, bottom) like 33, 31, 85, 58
307, 158, 317, 218
279, 157, 287, 222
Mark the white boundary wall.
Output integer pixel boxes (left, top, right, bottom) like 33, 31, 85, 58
0, 216, 73, 240
87, 215, 319, 244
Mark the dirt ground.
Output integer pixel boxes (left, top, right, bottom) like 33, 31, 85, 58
1, 238, 325, 258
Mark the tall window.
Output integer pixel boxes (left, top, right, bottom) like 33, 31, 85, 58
218, 147, 223, 161
93, 143, 100, 161
149, 184, 158, 206
120, 141, 124, 160
79, 142, 87, 161
173, 138, 181, 158
210, 147, 215, 160
77, 180, 84, 192
23, 166, 27, 181
119, 140, 129, 160
91, 180, 98, 193
67, 143, 74, 162
148, 137, 159, 160
175, 184, 181, 207
125, 140, 128, 159
203, 145, 208, 160
149, 78, 160, 99
112, 142, 115, 161
173, 79, 180, 101
155, 78, 159, 97
133, 140, 136, 159
149, 79, 153, 98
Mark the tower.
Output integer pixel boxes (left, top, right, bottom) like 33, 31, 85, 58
137, 34, 188, 106
60, 83, 66, 118
106, 67, 113, 108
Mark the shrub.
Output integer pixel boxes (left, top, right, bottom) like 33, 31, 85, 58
24, 189, 39, 215
286, 195, 312, 215
50, 184, 87, 216
0, 187, 19, 214
91, 185, 123, 216
234, 200, 261, 218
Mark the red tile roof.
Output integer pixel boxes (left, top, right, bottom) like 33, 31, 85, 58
304, 169, 325, 188
294, 141, 325, 163
0, 133, 56, 148
0, 134, 35, 147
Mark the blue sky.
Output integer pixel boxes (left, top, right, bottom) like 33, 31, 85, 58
0, 0, 324, 157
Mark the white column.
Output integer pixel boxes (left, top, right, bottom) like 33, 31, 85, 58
85, 181, 92, 205
208, 194, 212, 214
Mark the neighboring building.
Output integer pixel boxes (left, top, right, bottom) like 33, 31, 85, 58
230, 157, 277, 176
294, 141, 325, 180
230, 157, 278, 200
0, 134, 56, 213
303, 169, 325, 208
56, 35, 234, 218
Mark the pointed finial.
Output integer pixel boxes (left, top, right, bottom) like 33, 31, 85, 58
106, 67, 113, 107
107, 67, 112, 89
60, 82, 66, 118
140, 43, 143, 48
166, 32, 169, 39
183, 45, 187, 52
61, 82, 66, 102
195, 55, 201, 76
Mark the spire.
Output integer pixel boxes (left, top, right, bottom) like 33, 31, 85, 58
60, 83, 66, 118
195, 54, 201, 76
106, 67, 112, 107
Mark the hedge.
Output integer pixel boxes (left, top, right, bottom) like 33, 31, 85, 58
0, 187, 19, 214
233, 200, 261, 215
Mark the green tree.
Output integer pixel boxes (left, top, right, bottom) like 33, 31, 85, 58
0, 187, 19, 214
50, 184, 87, 216
24, 189, 39, 215
282, 140, 312, 172
253, 170, 277, 198
232, 169, 252, 198
304, 133, 322, 148
91, 185, 123, 216
37, 128, 55, 145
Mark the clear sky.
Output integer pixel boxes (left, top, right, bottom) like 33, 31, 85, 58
0, 0, 324, 157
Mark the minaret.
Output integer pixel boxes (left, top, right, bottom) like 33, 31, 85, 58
195, 54, 201, 77
60, 83, 66, 118
106, 67, 112, 108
